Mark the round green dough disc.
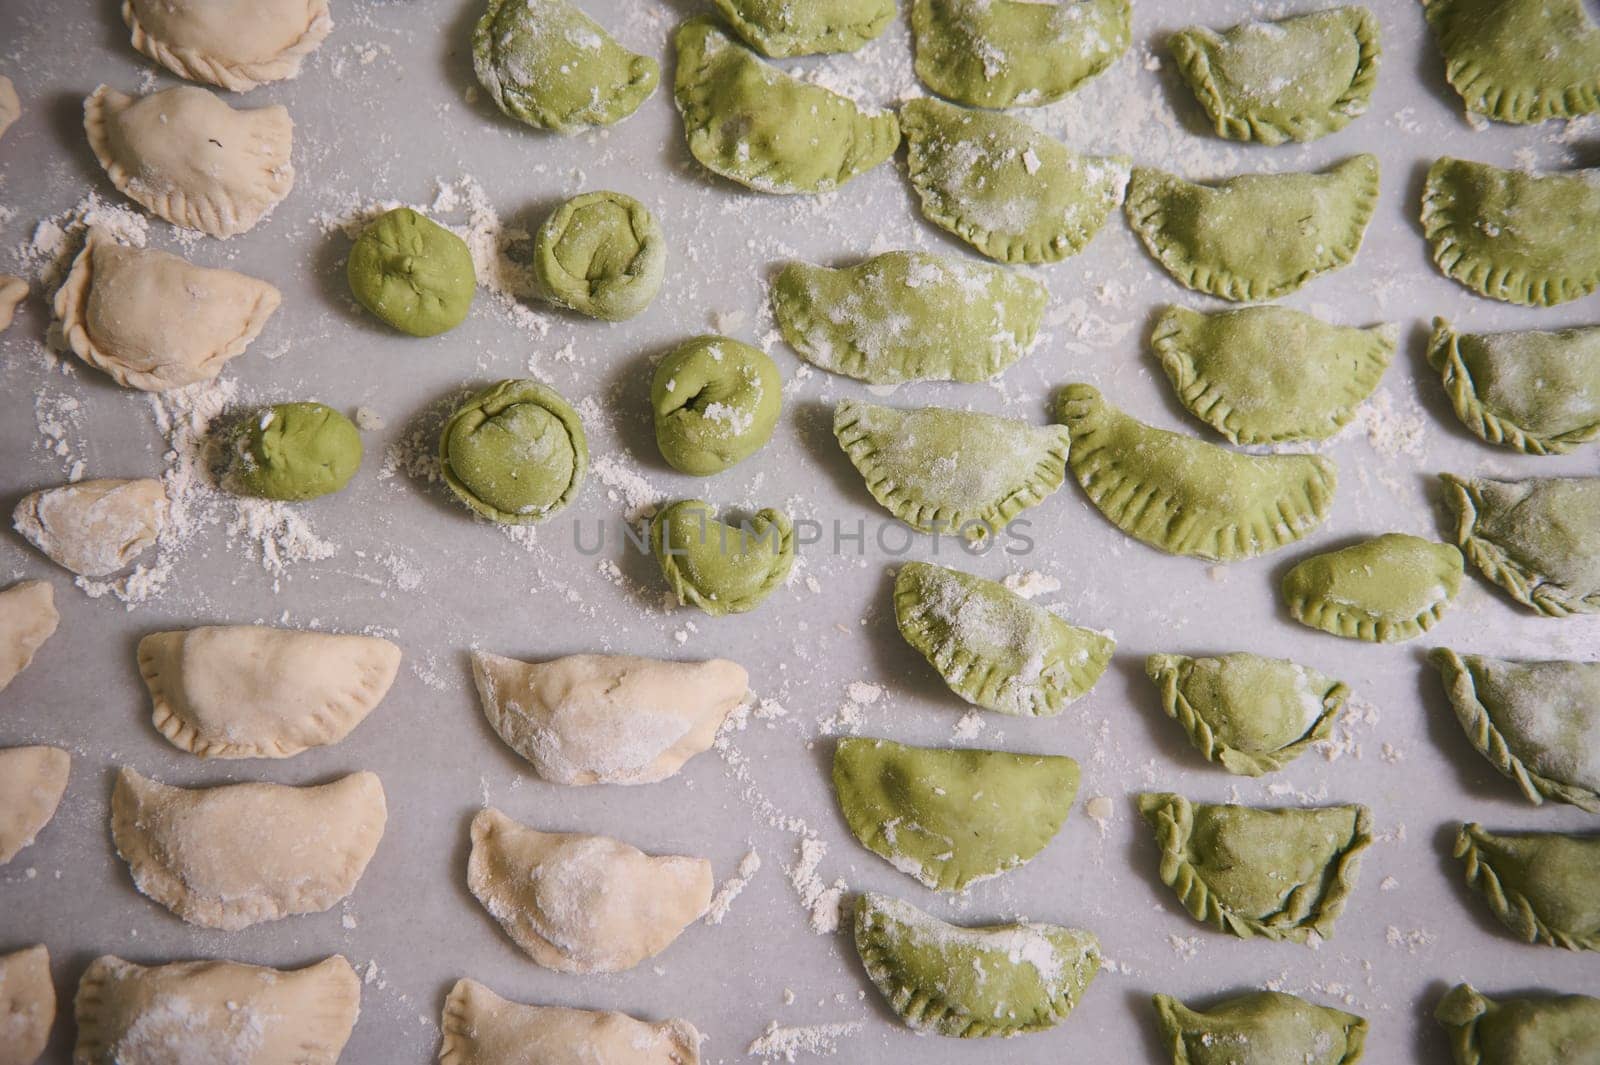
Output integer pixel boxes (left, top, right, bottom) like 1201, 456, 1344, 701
440, 379, 588, 523
236, 402, 363, 501
534, 191, 665, 321
348, 207, 476, 337
652, 335, 781, 476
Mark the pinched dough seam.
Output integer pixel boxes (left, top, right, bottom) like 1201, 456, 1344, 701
712, 0, 893, 57
1454, 825, 1600, 952
1443, 475, 1600, 618
1284, 588, 1451, 643
1424, 0, 1600, 123
123, 0, 332, 92
1149, 658, 1345, 777
1426, 323, 1600, 454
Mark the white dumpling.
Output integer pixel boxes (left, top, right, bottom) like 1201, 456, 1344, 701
0, 76, 18, 142
440, 978, 702, 1065
84, 85, 294, 239
0, 944, 54, 1065
124, 0, 333, 93
0, 581, 58, 694
137, 624, 401, 758
55, 227, 280, 391
0, 746, 69, 865
12, 478, 167, 578
466, 808, 713, 974
0, 275, 25, 332
470, 651, 748, 786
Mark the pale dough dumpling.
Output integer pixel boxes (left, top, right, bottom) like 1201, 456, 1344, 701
73, 954, 359, 1065
0, 944, 54, 1065
84, 85, 294, 239
440, 978, 702, 1065
466, 808, 713, 974
111, 768, 387, 930
124, 0, 333, 93
55, 227, 281, 391
12, 478, 167, 578
0, 275, 25, 332
0, 746, 69, 865
0, 76, 18, 142
137, 624, 401, 758
0, 581, 58, 694
470, 651, 748, 786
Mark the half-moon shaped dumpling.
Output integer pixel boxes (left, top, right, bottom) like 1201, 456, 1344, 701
440, 978, 702, 1065
1443, 474, 1600, 617
1145, 653, 1348, 777
1421, 158, 1600, 307
110, 768, 387, 930
0, 944, 54, 1065
84, 85, 294, 239
710, 0, 892, 58
1436, 984, 1600, 1065
55, 227, 280, 391
1428, 318, 1600, 455
835, 400, 1070, 540
13, 478, 167, 578
853, 891, 1100, 1038
0, 746, 69, 865
1454, 823, 1600, 951
901, 98, 1129, 265
1126, 155, 1379, 301
0, 580, 57, 694
137, 624, 401, 759
1422, 0, 1600, 124
1152, 305, 1395, 445
1153, 989, 1368, 1065
674, 16, 899, 195
1137, 793, 1371, 943
124, 0, 333, 93
470, 651, 748, 786
73, 954, 359, 1065
833, 737, 1078, 892
651, 501, 794, 616
466, 808, 712, 974
1055, 385, 1336, 562
1281, 534, 1464, 642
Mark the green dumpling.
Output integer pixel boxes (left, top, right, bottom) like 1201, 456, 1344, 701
1153, 990, 1368, 1065
347, 208, 475, 337
652, 499, 793, 616
1422, 0, 1600, 124
1281, 534, 1464, 642
234, 402, 362, 502
710, 0, 893, 57
1455, 823, 1600, 951
1436, 984, 1600, 1065
1428, 318, 1600, 455
651, 336, 781, 476
440, 380, 587, 524
1442, 474, 1600, 617
533, 191, 664, 321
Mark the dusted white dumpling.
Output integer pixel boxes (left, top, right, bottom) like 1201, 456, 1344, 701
0, 746, 70, 865
0, 581, 58, 694
12, 478, 167, 577
124, 0, 333, 93
0, 944, 55, 1065
440, 978, 702, 1065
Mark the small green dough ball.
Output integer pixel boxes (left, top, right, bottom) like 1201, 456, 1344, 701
236, 402, 363, 501
440, 379, 588, 523
652, 336, 781, 476
534, 191, 666, 321
348, 207, 475, 337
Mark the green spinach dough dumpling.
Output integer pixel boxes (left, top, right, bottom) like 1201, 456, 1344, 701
234, 402, 362, 502
440, 379, 587, 524
652, 336, 781, 476
1423, 0, 1600, 124
1153, 990, 1368, 1065
534, 191, 664, 321
347, 207, 475, 337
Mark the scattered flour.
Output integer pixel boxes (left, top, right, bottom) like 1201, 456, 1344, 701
706, 848, 761, 925
747, 1020, 863, 1062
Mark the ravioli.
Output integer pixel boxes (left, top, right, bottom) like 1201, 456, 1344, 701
1153, 990, 1368, 1065
710, 0, 893, 57
1281, 534, 1464, 642
440, 978, 702, 1065
652, 500, 793, 616
124, 0, 332, 93
1454, 823, 1600, 951
1422, 0, 1600, 124
1442, 474, 1600, 616
1436, 984, 1600, 1065
1428, 318, 1600, 455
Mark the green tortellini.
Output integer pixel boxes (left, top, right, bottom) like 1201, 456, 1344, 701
1422, 0, 1600, 124
710, 0, 893, 57
1054, 385, 1337, 563
1152, 305, 1396, 445
1153, 990, 1369, 1065
1126, 155, 1380, 302
1430, 649, 1600, 814
901, 98, 1129, 265
1436, 984, 1600, 1065
1170, 7, 1381, 145
1281, 534, 1464, 643
853, 891, 1100, 1038
472, 0, 658, 134
910, 0, 1131, 109
440, 380, 587, 524
771, 251, 1048, 385
832, 737, 1078, 892
1454, 823, 1600, 951
673, 17, 900, 195
1137, 793, 1372, 944
533, 191, 664, 321
1145, 653, 1348, 777
1428, 318, 1600, 455
347, 208, 475, 337
651, 336, 781, 476
234, 402, 362, 502
651, 499, 793, 616
895, 561, 1114, 718
1442, 473, 1600, 617
834, 400, 1070, 540
1421, 158, 1600, 307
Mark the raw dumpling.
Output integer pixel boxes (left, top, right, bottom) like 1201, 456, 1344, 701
440, 379, 588, 525
12, 478, 167, 578
1281, 534, 1464, 642
0, 275, 25, 332
1428, 318, 1600, 455
55, 227, 281, 391
710, 0, 893, 57
137, 624, 401, 758
466, 808, 712, 974
0, 944, 53, 1065
1153, 990, 1368, 1065
652, 500, 794, 616
0, 75, 18, 141
440, 978, 701, 1065
1436, 984, 1600, 1065
469, 651, 748, 785
0, 581, 57, 694
1422, 0, 1600, 124
111, 768, 387, 930
1454, 823, 1600, 951
1442, 473, 1600, 617
124, 0, 333, 92
73, 954, 359, 1065
84, 85, 294, 239
0, 746, 69, 865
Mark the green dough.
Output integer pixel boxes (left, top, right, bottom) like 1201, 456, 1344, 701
1153, 990, 1368, 1065
1428, 318, 1600, 455
1281, 534, 1464, 643
1170, 7, 1381, 145
673, 16, 900, 195
1437, 984, 1600, 1065
1455, 823, 1600, 951
652, 500, 792, 615
472, 0, 658, 133
440, 380, 587, 524
235, 403, 362, 502
894, 561, 1113, 717
832, 737, 1078, 892
772, 251, 1048, 385
1442, 474, 1600, 617
710, 0, 893, 57
1145, 653, 1347, 777
651, 336, 781, 476
1423, 0, 1600, 124
853, 891, 1100, 1038
1138, 793, 1371, 943
346, 208, 475, 337
533, 191, 664, 321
